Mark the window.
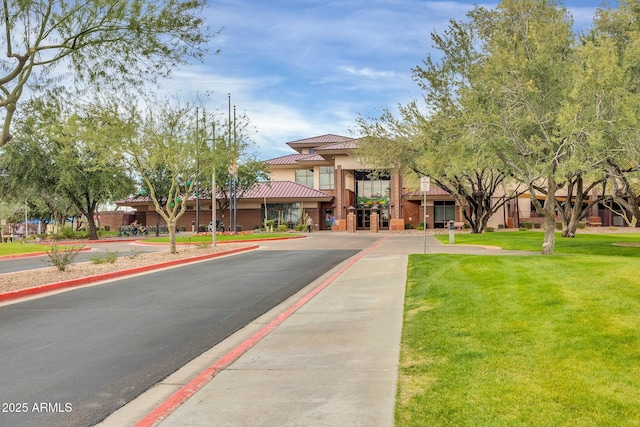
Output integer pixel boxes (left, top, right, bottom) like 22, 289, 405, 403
355, 170, 390, 206
433, 201, 455, 228
295, 169, 314, 187
319, 166, 334, 190
263, 203, 301, 228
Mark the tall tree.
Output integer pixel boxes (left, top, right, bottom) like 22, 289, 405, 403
469, 0, 577, 254
0, 0, 212, 147
57, 99, 136, 239
126, 101, 201, 254
357, 103, 522, 234
1, 97, 135, 239
358, 17, 522, 234
580, 2, 640, 227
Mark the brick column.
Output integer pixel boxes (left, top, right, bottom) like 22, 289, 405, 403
370, 211, 379, 233
335, 165, 343, 221
347, 207, 356, 233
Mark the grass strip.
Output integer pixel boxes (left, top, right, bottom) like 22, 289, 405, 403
435, 231, 640, 256
0, 242, 73, 256
398, 253, 640, 426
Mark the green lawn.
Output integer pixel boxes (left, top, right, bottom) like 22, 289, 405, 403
0, 242, 63, 256
399, 233, 640, 426
0, 233, 298, 256
435, 230, 640, 256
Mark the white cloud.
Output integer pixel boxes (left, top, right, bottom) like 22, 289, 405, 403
186, 0, 608, 161
338, 66, 398, 79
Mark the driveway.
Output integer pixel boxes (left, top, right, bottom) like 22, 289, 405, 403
0, 240, 365, 427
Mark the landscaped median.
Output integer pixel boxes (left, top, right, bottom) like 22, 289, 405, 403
398, 231, 640, 426
0, 244, 259, 304
141, 232, 302, 245
0, 233, 304, 303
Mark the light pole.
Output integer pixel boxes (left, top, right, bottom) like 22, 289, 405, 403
211, 121, 217, 247
232, 105, 237, 234
24, 201, 28, 238
195, 107, 200, 234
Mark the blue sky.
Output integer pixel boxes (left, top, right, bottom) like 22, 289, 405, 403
171, 0, 616, 160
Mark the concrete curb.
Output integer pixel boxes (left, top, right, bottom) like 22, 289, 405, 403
0, 245, 258, 304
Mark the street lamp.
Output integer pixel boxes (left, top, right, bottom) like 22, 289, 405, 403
210, 121, 217, 247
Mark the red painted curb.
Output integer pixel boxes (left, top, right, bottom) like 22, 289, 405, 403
134, 237, 387, 427
0, 245, 258, 303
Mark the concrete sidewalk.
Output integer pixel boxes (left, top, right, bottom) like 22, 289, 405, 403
101, 232, 529, 427
156, 235, 409, 427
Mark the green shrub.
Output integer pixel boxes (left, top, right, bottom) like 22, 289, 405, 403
53, 228, 89, 240
486, 227, 495, 232
91, 249, 118, 264
578, 221, 586, 229
60, 227, 77, 239
278, 224, 288, 232
519, 227, 528, 231
47, 244, 83, 271
128, 249, 143, 259
522, 222, 533, 229
294, 224, 306, 232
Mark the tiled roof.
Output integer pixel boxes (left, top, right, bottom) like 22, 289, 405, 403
116, 181, 333, 204
286, 134, 354, 146
314, 140, 358, 151
243, 181, 333, 199
265, 153, 324, 165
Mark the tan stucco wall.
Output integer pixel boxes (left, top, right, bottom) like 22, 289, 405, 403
269, 169, 296, 182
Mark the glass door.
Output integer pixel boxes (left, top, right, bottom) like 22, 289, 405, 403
356, 209, 371, 229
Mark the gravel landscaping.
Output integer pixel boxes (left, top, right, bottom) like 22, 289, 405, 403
0, 243, 253, 294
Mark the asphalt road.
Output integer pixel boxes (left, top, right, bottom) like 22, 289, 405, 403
0, 247, 358, 427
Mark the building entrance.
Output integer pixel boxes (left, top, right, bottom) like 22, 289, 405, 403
356, 207, 390, 230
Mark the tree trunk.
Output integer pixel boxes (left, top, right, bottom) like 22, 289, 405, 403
542, 213, 556, 255
168, 220, 177, 254
86, 207, 99, 240
541, 180, 558, 255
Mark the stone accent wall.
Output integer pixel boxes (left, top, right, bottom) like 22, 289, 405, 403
347, 211, 356, 233
370, 212, 379, 233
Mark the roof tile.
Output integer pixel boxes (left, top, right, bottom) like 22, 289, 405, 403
286, 134, 354, 145
265, 153, 323, 165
